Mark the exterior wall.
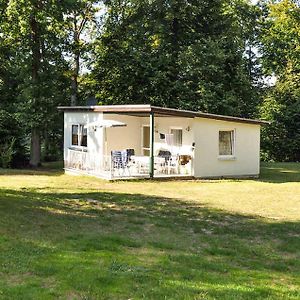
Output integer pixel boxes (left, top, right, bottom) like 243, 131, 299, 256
193, 118, 261, 177
151, 116, 194, 155
102, 115, 194, 156
64, 112, 104, 160
64, 111, 261, 178
103, 114, 143, 155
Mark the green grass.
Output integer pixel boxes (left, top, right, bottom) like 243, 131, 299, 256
0, 162, 299, 299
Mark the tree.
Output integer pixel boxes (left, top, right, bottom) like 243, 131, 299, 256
91, 0, 259, 117
62, 0, 100, 106
3, 0, 70, 166
0, 0, 27, 167
259, 0, 300, 161
259, 0, 300, 76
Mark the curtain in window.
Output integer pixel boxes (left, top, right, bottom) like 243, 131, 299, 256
72, 125, 87, 147
170, 129, 182, 147
165, 134, 174, 146
72, 125, 79, 145
81, 126, 87, 147
219, 131, 233, 155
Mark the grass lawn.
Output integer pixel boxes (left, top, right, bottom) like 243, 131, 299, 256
0, 162, 299, 299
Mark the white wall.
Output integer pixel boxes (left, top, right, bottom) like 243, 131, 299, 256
193, 118, 261, 177
103, 114, 143, 155
64, 112, 104, 160
151, 116, 194, 155
102, 115, 194, 156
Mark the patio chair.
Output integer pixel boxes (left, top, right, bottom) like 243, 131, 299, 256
125, 149, 135, 172
111, 150, 133, 177
167, 156, 180, 175
121, 149, 132, 174
111, 150, 124, 176
126, 148, 135, 159
157, 150, 178, 174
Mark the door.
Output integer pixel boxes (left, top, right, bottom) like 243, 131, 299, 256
142, 125, 150, 156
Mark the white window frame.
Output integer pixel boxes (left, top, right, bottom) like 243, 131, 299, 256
169, 127, 183, 147
71, 124, 88, 149
218, 129, 236, 160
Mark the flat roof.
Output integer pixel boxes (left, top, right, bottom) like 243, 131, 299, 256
58, 104, 269, 125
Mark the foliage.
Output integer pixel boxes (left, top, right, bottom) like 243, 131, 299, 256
60, 0, 101, 106
0, 137, 16, 168
91, 0, 259, 117
260, 68, 300, 161
0, 27, 27, 166
0, 0, 299, 163
259, 0, 300, 162
0, 0, 76, 165
259, 0, 300, 76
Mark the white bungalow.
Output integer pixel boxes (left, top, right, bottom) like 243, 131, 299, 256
58, 104, 268, 180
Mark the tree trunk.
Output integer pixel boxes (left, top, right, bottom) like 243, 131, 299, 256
169, 3, 180, 107
30, 127, 41, 167
71, 17, 80, 106
44, 129, 49, 160
29, 9, 42, 167
70, 53, 79, 106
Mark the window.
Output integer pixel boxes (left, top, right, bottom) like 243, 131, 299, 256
71, 124, 87, 147
170, 128, 182, 147
219, 130, 234, 156
81, 127, 87, 147
72, 125, 79, 146
142, 125, 150, 156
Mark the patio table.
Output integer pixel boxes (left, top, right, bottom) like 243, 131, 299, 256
131, 156, 166, 174
131, 156, 149, 174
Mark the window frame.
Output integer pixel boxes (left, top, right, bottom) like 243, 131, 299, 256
218, 129, 236, 159
71, 124, 88, 148
169, 127, 183, 147
71, 125, 79, 146
141, 124, 150, 156
81, 125, 88, 147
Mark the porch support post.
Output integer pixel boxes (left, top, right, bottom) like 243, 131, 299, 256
149, 112, 155, 178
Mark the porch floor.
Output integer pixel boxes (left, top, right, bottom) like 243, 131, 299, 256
64, 168, 194, 181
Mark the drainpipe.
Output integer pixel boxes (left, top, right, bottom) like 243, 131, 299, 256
149, 112, 155, 179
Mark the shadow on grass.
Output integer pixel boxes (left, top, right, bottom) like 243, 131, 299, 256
1, 161, 300, 184
0, 161, 64, 177
0, 187, 300, 299
259, 162, 300, 183
0, 169, 64, 177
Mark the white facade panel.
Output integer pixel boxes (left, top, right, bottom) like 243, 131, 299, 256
192, 118, 260, 178
103, 114, 144, 155
64, 112, 104, 160
152, 116, 194, 155
102, 115, 195, 156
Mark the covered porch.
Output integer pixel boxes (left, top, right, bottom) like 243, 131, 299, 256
64, 106, 195, 180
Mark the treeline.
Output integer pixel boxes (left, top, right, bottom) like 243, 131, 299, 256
0, 0, 299, 167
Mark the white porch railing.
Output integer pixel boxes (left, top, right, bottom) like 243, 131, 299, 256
65, 148, 193, 179
65, 149, 112, 179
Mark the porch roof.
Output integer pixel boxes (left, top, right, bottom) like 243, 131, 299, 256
58, 104, 269, 125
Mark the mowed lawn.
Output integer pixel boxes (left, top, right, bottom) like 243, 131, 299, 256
0, 163, 299, 299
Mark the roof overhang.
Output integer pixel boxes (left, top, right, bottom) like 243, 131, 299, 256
57, 104, 269, 126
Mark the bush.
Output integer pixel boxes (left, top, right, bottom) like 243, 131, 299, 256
0, 138, 16, 168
